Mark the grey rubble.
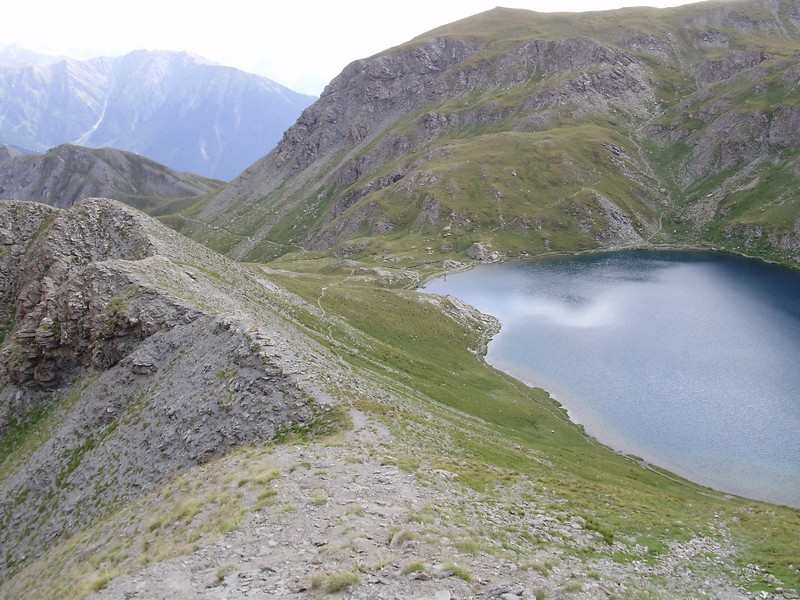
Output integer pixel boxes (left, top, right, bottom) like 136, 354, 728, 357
0, 198, 343, 583
91, 415, 753, 600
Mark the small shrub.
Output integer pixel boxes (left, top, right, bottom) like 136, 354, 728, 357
346, 504, 365, 516
401, 561, 426, 575
453, 537, 480, 555
258, 487, 278, 504
147, 518, 163, 532
445, 562, 472, 582
215, 563, 235, 583
389, 528, 416, 547
310, 571, 326, 589
324, 568, 361, 593
252, 470, 280, 485
174, 499, 201, 522
215, 515, 242, 534
528, 560, 556, 575
85, 568, 121, 593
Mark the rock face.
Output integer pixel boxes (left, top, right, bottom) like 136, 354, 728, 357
0, 50, 316, 180
4, 199, 176, 388
0, 144, 222, 211
0, 198, 345, 582
185, 0, 800, 265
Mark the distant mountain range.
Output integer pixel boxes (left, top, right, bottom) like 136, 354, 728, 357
0, 143, 222, 213
0, 49, 316, 180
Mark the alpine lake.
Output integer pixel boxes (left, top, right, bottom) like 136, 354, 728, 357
421, 250, 800, 508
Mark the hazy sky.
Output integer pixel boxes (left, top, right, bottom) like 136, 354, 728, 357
3, 0, 696, 95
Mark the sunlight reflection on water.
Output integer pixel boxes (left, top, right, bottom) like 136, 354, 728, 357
422, 251, 800, 507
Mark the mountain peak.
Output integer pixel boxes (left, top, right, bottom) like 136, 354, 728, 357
0, 143, 222, 212
0, 49, 316, 179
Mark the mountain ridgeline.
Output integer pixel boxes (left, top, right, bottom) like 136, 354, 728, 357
180, 0, 800, 266
0, 199, 346, 590
0, 144, 222, 213
0, 50, 316, 180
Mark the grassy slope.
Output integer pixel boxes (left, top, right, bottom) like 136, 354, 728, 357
2, 238, 797, 597
404, 3, 800, 264
265, 266, 800, 593
191, 0, 799, 266
150, 7, 799, 584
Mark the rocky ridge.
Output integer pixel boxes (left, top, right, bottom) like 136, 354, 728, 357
0, 144, 223, 212
0, 198, 349, 585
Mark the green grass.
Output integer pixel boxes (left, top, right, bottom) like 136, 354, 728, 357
270, 123, 663, 265
0, 405, 53, 468
270, 269, 800, 591
0, 375, 95, 483
445, 562, 472, 582
401, 560, 426, 575
322, 568, 361, 593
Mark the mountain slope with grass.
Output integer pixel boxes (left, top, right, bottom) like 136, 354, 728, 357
179, 0, 800, 266
0, 198, 797, 599
0, 144, 222, 213
2, 1, 800, 597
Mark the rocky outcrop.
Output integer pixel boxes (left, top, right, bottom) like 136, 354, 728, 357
692, 50, 770, 85
274, 37, 482, 176
0, 201, 56, 338
0, 198, 345, 582
2, 199, 169, 389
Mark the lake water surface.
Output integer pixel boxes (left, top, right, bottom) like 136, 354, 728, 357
422, 251, 800, 507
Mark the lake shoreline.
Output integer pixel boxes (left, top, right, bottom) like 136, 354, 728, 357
420, 249, 800, 509
420, 241, 800, 288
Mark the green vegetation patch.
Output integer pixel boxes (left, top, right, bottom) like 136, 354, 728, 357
272, 270, 800, 591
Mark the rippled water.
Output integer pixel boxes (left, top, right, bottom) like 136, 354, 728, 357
422, 251, 800, 507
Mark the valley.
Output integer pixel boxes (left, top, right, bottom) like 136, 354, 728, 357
1, 0, 799, 598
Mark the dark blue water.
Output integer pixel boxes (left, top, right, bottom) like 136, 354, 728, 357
422, 251, 800, 507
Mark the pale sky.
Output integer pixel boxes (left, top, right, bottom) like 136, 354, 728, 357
3, 0, 697, 96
